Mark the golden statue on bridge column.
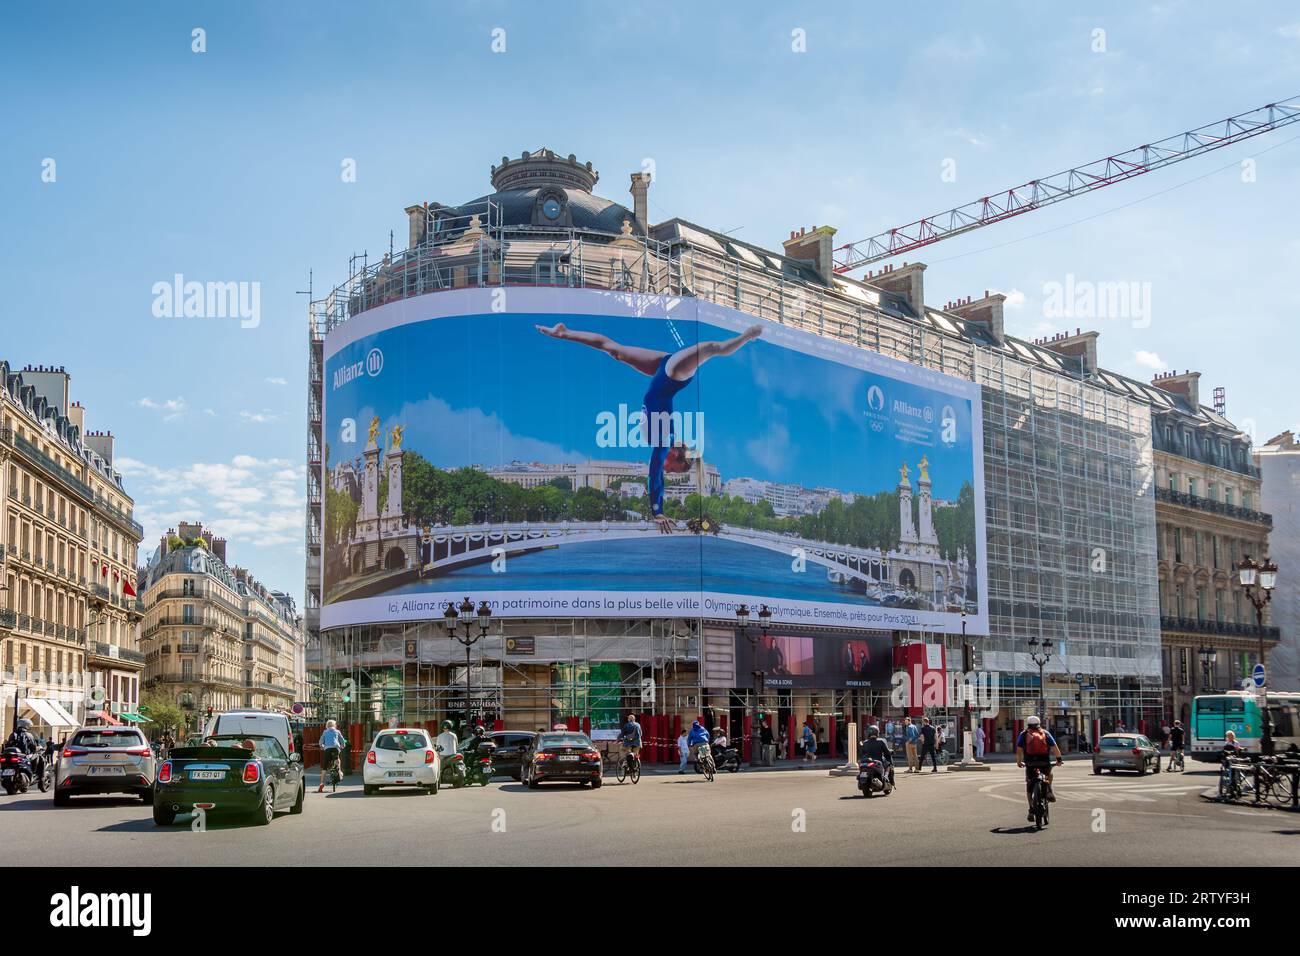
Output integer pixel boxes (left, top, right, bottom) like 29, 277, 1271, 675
899, 461, 910, 484
918, 454, 930, 481
390, 424, 404, 449
367, 416, 381, 446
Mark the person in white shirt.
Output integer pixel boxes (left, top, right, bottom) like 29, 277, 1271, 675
975, 724, 986, 760
435, 720, 460, 761
677, 731, 690, 774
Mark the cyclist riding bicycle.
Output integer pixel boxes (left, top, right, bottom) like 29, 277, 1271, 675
620, 713, 643, 766
1168, 719, 1185, 754
316, 719, 347, 792
1015, 715, 1063, 822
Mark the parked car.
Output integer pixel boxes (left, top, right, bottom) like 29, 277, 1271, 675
1092, 733, 1162, 775
53, 726, 156, 806
203, 710, 296, 758
521, 732, 603, 789
153, 733, 304, 826
478, 731, 536, 781
363, 728, 440, 795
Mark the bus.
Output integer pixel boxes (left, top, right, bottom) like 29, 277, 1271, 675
1189, 691, 1300, 762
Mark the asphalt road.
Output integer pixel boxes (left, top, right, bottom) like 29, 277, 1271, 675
7, 761, 1297, 866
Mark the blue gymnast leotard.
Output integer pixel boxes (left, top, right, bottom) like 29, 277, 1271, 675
642, 356, 693, 516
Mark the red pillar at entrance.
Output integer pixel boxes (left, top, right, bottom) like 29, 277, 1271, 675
582, 716, 591, 738
787, 714, 798, 760
982, 717, 995, 754
493, 719, 503, 732
566, 716, 579, 732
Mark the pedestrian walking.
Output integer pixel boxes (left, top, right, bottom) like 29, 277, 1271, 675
918, 717, 939, 773
801, 722, 817, 763
903, 716, 919, 772
677, 729, 689, 774
975, 724, 986, 760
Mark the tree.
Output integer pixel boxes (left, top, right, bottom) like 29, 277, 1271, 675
139, 690, 186, 737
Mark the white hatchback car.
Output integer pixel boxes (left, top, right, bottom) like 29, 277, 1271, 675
363, 728, 440, 795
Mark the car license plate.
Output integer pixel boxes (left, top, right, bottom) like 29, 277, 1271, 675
1, 769, 13, 777
558, 755, 579, 761
387, 771, 413, 778
189, 769, 224, 780
89, 766, 125, 776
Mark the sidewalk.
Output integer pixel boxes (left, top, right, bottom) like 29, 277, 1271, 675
638, 751, 1095, 774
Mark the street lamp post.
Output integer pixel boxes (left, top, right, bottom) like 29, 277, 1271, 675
443, 597, 492, 731
1236, 555, 1279, 755
735, 604, 771, 767
1027, 635, 1054, 724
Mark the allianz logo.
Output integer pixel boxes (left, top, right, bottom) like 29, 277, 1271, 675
333, 348, 384, 390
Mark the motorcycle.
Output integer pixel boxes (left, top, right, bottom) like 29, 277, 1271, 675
464, 741, 496, 786
439, 751, 468, 788
704, 743, 741, 773
857, 757, 894, 797
1, 747, 40, 795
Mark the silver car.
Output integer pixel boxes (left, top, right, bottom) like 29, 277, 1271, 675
54, 726, 156, 805
1091, 733, 1161, 775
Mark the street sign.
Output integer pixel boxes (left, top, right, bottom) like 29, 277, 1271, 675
1252, 663, 1266, 688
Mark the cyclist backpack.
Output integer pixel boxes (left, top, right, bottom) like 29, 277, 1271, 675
1024, 728, 1050, 757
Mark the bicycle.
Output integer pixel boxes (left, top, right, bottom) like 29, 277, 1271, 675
1167, 748, 1185, 773
1254, 757, 1297, 808
696, 743, 716, 782
322, 749, 343, 793
1026, 761, 1059, 830
1218, 758, 1252, 801
615, 749, 641, 785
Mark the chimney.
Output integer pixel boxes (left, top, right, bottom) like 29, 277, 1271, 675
177, 521, 203, 541
404, 204, 427, 249
782, 225, 838, 284
948, 290, 1005, 344
212, 537, 227, 563
84, 430, 115, 468
1150, 370, 1201, 409
867, 261, 926, 316
21, 365, 70, 418
1040, 328, 1100, 376
66, 401, 85, 432
628, 171, 651, 233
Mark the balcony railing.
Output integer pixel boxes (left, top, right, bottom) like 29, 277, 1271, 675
1155, 487, 1272, 528
89, 641, 146, 664
1, 427, 95, 500
1161, 616, 1281, 640
92, 495, 144, 540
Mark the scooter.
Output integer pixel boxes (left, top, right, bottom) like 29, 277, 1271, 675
857, 757, 894, 797
1, 747, 37, 795
439, 751, 467, 788
709, 744, 742, 773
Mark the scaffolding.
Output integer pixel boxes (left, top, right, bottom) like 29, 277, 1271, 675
304, 205, 1165, 733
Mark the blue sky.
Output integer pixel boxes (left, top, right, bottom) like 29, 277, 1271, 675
326, 311, 976, 499
3, 2, 1298, 603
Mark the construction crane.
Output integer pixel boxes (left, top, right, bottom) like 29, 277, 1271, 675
832, 93, 1300, 274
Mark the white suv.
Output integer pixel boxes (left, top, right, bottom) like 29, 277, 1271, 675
203, 711, 296, 758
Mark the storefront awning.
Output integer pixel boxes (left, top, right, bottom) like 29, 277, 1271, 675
119, 711, 151, 723
89, 710, 123, 726
22, 698, 77, 728
46, 700, 78, 726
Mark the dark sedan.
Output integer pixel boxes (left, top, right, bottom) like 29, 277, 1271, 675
153, 734, 305, 826
475, 731, 536, 781
521, 732, 603, 788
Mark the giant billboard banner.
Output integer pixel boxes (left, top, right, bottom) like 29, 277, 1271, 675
321, 288, 987, 633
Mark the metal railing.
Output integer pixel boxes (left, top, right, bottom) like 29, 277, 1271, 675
1161, 616, 1280, 639
1155, 487, 1272, 527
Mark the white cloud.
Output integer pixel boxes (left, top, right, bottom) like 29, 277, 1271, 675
993, 288, 1027, 309
123, 455, 306, 560
1134, 350, 1165, 370
137, 396, 187, 421
265, 377, 288, 386
1278, 23, 1300, 39
240, 409, 282, 424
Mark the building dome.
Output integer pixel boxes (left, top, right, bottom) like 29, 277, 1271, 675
427, 148, 642, 239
